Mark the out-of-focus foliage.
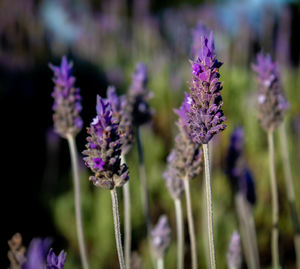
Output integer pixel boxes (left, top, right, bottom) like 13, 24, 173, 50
2, 0, 300, 268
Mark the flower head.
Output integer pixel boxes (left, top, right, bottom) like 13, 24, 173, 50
21, 238, 52, 269
163, 150, 185, 200
83, 95, 129, 189
49, 56, 83, 138
105, 86, 134, 155
186, 32, 226, 144
225, 127, 256, 205
127, 62, 153, 126
151, 215, 171, 259
252, 53, 289, 131
46, 249, 67, 269
226, 231, 242, 269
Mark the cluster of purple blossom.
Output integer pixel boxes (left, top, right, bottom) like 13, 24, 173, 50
8, 17, 298, 269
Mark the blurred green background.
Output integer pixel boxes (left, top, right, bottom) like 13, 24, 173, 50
1, 0, 300, 268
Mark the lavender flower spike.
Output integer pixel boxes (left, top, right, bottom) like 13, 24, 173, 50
46, 249, 67, 269
106, 86, 134, 155
187, 32, 226, 145
226, 231, 242, 269
22, 238, 52, 269
151, 215, 171, 259
83, 95, 129, 189
49, 56, 83, 138
252, 53, 289, 132
128, 62, 153, 126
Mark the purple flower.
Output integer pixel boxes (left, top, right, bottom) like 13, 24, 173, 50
46, 249, 67, 269
191, 22, 209, 59
127, 62, 153, 126
163, 150, 185, 200
186, 32, 226, 145
49, 56, 83, 138
252, 53, 289, 131
83, 95, 129, 189
151, 215, 171, 259
226, 231, 242, 269
225, 127, 256, 205
22, 238, 52, 269
105, 86, 134, 155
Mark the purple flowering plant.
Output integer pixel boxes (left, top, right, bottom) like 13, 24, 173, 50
83, 95, 129, 189
186, 32, 226, 145
49, 56, 83, 138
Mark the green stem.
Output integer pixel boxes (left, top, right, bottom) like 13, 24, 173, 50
136, 126, 151, 235
235, 194, 260, 269
66, 135, 89, 269
157, 258, 164, 269
267, 131, 280, 269
279, 123, 300, 268
175, 199, 184, 269
203, 143, 216, 269
184, 178, 198, 269
121, 154, 131, 269
110, 188, 126, 269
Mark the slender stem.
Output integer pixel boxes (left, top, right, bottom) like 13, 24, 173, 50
110, 188, 126, 269
279, 123, 300, 268
203, 143, 216, 269
175, 199, 184, 269
184, 178, 198, 269
235, 194, 260, 269
66, 135, 89, 269
136, 126, 151, 235
157, 258, 164, 269
267, 131, 280, 269
121, 154, 132, 269
248, 206, 261, 269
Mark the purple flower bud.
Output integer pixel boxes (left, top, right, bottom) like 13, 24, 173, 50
128, 62, 153, 126
191, 22, 210, 59
46, 249, 67, 269
252, 53, 289, 131
163, 150, 185, 200
186, 32, 226, 145
105, 86, 134, 155
151, 215, 171, 259
49, 56, 83, 138
226, 231, 242, 269
21, 238, 52, 269
225, 127, 256, 205
83, 95, 129, 189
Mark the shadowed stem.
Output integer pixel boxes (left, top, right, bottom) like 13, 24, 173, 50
175, 199, 184, 269
121, 154, 131, 269
111, 188, 126, 269
184, 178, 198, 269
66, 135, 89, 269
267, 131, 280, 269
136, 126, 151, 235
157, 258, 164, 269
203, 143, 216, 269
279, 123, 300, 268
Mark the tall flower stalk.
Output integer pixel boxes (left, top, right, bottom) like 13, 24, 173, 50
106, 86, 134, 269
279, 122, 300, 268
225, 127, 260, 269
49, 56, 88, 269
151, 215, 171, 269
185, 32, 226, 269
164, 93, 202, 269
163, 149, 185, 269
127, 62, 153, 238
252, 53, 289, 269
82, 96, 129, 269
